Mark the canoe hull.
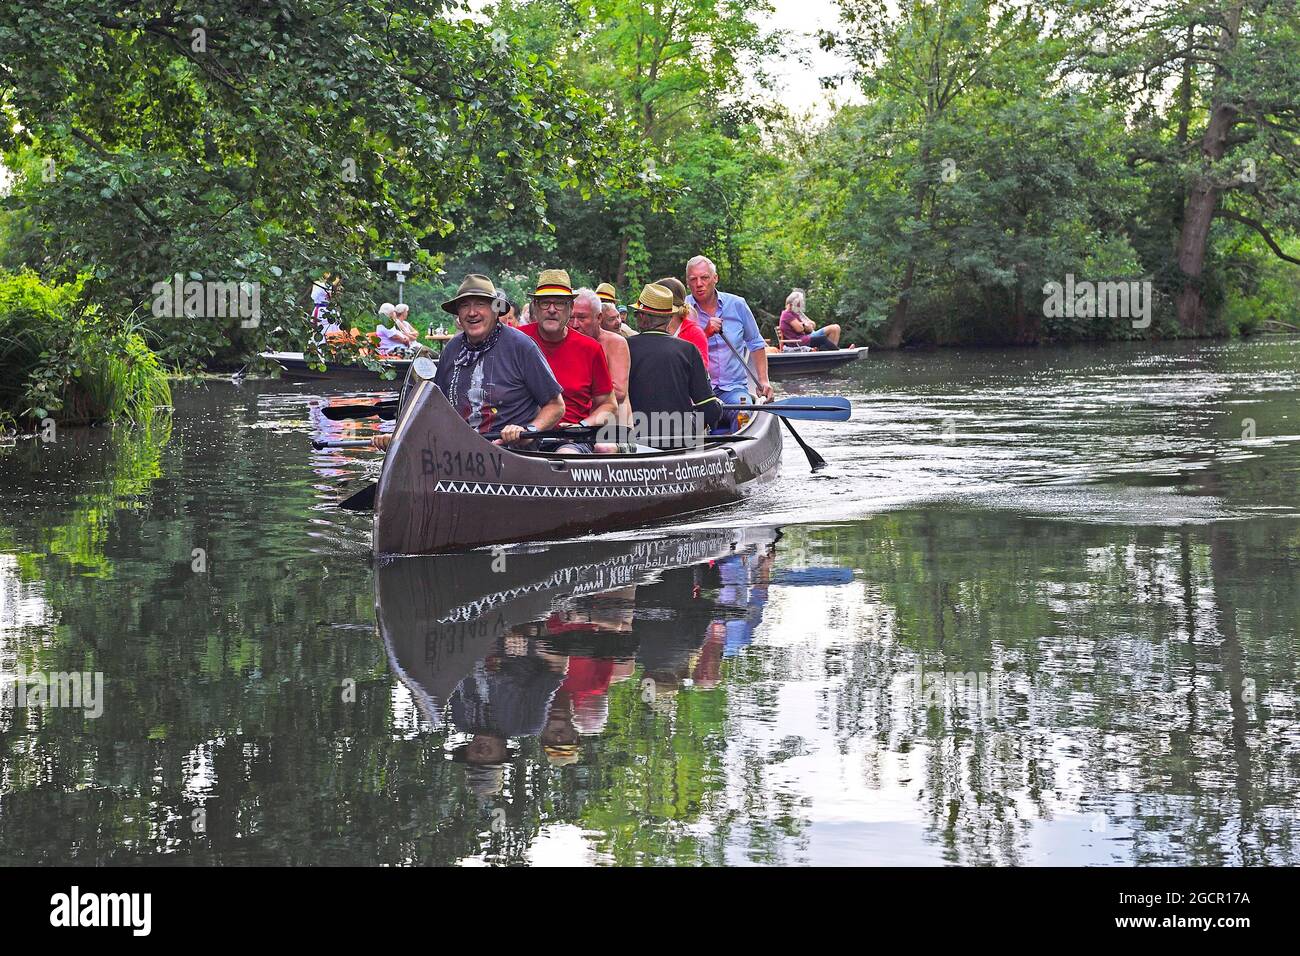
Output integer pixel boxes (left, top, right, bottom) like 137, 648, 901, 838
261, 350, 412, 381
373, 377, 782, 555
768, 347, 865, 376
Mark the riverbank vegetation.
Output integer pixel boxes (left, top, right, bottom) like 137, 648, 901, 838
0, 271, 171, 429
1, 0, 1298, 412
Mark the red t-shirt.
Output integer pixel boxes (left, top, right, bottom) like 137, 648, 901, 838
675, 315, 709, 367
520, 323, 614, 424
560, 656, 615, 706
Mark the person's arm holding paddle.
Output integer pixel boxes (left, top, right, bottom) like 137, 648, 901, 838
498, 393, 564, 445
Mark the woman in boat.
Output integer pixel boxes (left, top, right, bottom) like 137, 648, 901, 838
374, 302, 420, 354
657, 276, 709, 368
779, 288, 841, 350
370, 274, 564, 451
494, 294, 521, 328
310, 273, 342, 341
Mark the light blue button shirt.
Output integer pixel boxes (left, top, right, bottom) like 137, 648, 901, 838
685, 290, 766, 391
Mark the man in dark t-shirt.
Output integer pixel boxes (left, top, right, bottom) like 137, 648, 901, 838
626, 283, 722, 445
370, 274, 563, 450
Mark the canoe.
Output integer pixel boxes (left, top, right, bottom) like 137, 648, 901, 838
261, 350, 413, 381
372, 359, 783, 555
375, 529, 748, 718
767, 346, 866, 376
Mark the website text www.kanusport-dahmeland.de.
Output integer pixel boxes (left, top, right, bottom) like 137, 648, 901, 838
571, 458, 734, 484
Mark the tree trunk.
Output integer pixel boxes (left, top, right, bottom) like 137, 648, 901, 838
1173, 4, 1244, 335
879, 260, 915, 349
615, 234, 630, 291
1011, 280, 1037, 344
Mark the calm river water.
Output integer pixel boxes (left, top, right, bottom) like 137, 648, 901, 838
1, 337, 1297, 865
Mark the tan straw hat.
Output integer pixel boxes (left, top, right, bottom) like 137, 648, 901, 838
633, 282, 675, 317
530, 268, 577, 299
595, 282, 617, 304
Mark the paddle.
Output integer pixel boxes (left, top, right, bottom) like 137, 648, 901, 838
338, 482, 377, 511
714, 335, 830, 471
321, 396, 850, 424
313, 438, 375, 449
313, 425, 620, 451
321, 402, 397, 421
718, 397, 850, 422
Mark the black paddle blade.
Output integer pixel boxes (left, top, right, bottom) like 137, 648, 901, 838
781, 418, 827, 471
321, 403, 397, 421
338, 482, 377, 511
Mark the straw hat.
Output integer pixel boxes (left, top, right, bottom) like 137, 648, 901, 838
543, 744, 581, 767
595, 282, 617, 304
441, 274, 498, 314
657, 277, 689, 318
530, 268, 577, 299
633, 282, 675, 317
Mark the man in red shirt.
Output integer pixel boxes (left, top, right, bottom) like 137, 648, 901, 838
520, 268, 617, 452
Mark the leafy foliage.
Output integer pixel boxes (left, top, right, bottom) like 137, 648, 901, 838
0, 0, 605, 366
0, 270, 171, 425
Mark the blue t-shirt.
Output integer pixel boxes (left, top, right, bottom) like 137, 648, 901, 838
685, 290, 767, 391
433, 324, 561, 433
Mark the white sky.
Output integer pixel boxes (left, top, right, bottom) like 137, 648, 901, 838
762, 0, 863, 119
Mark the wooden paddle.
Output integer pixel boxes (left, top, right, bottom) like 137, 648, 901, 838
714, 335, 830, 471
314, 425, 613, 450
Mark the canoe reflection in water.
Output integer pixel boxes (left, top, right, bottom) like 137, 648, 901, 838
375, 528, 778, 796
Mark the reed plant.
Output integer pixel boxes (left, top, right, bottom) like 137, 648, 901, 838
0, 270, 171, 426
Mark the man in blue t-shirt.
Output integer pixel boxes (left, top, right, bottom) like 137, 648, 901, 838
684, 256, 773, 429
372, 274, 563, 450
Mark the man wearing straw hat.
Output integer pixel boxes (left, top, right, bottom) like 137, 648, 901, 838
625, 282, 722, 445
519, 269, 617, 453
596, 282, 636, 337
369, 273, 563, 450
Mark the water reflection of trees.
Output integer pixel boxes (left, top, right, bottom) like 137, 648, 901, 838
770, 511, 1299, 865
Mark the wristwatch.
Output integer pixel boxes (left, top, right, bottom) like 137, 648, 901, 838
525, 424, 539, 433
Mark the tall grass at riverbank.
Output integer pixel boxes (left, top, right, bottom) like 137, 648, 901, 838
0, 270, 171, 430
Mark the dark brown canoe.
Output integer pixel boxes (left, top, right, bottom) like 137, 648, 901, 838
261, 350, 413, 381
767, 346, 866, 376
372, 360, 782, 555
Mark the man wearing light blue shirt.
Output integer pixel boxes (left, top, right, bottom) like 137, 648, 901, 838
684, 256, 773, 429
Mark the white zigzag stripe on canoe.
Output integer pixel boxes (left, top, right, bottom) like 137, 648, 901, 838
433, 479, 698, 498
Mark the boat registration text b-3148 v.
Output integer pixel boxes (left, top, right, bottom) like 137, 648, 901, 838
421, 447, 506, 479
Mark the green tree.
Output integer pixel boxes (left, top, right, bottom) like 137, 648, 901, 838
1060, 0, 1300, 334
0, 0, 602, 365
